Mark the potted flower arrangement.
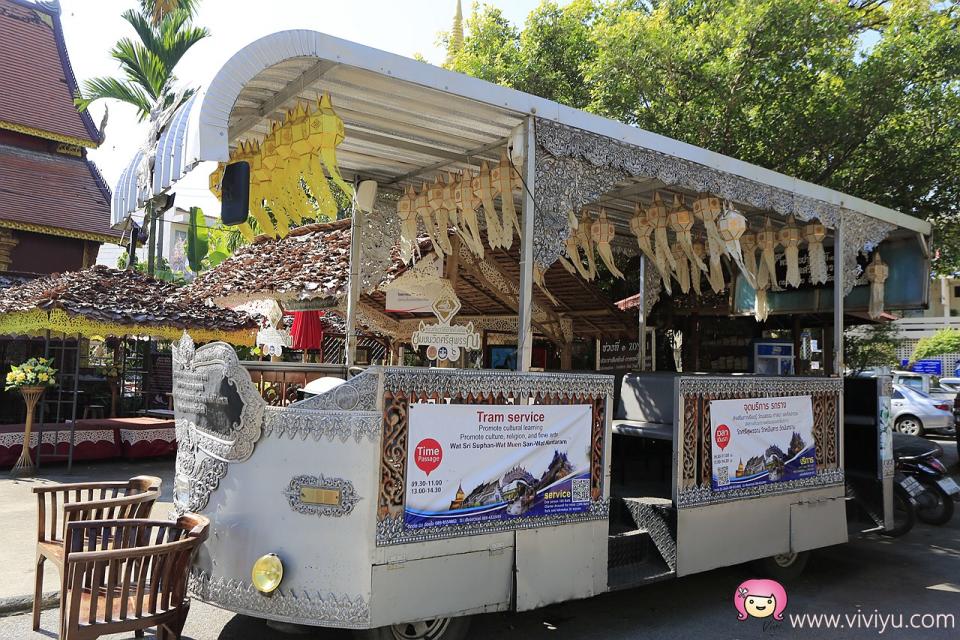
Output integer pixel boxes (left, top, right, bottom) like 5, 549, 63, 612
5, 358, 57, 476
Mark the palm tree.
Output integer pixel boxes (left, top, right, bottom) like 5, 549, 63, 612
75, 0, 208, 121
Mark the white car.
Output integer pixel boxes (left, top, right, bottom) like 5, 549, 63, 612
891, 384, 955, 436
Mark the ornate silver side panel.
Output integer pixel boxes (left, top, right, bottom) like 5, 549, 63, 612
283, 474, 361, 517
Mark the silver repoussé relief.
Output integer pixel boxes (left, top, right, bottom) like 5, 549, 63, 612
189, 570, 371, 629
382, 366, 614, 399
263, 407, 380, 443
292, 369, 379, 411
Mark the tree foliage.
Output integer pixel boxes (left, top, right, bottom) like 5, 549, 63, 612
76, 0, 208, 121
446, 0, 960, 271
911, 328, 960, 362
845, 323, 901, 373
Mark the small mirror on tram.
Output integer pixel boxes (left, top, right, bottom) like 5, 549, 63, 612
221, 161, 250, 225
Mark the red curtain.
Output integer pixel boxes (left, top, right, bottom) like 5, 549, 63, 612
291, 311, 325, 351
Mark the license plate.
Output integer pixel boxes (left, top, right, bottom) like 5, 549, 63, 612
900, 476, 925, 498
937, 477, 960, 496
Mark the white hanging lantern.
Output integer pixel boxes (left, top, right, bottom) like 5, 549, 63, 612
649, 193, 677, 292
671, 242, 690, 293
591, 209, 624, 279
804, 220, 828, 285
630, 202, 656, 262
669, 195, 706, 272
717, 206, 753, 288
396, 185, 418, 263
690, 241, 705, 295
778, 215, 802, 288
866, 252, 889, 320
756, 217, 780, 292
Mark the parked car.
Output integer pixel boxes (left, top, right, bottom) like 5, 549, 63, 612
936, 377, 960, 393
890, 384, 955, 436
893, 371, 957, 402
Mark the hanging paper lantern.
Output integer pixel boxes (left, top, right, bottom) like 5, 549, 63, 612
295, 98, 337, 219
778, 215, 802, 288
629, 202, 656, 262
591, 209, 624, 279
718, 206, 754, 288
312, 93, 353, 199
491, 149, 521, 245
396, 185, 418, 263
455, 170, 484, 258
866, 252, 889, 320
415, 182, 443, 257
804, 220, 828, 285
669, 195, 706, 273
562, 211, 591, 280
477, 161, 504, 250
575, 212, 598, 281
756, 217, 780, 292
740, 232, 758, 281
693, 194, 726, 292
648, 193, 678, 290
428, 176, 453, 255
690, 241, 705, 295
671, 242, 690, 293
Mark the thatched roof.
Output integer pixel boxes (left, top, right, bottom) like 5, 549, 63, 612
0, 265, 257, 344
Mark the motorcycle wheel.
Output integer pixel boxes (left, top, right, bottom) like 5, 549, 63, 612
916, 480, 955, 525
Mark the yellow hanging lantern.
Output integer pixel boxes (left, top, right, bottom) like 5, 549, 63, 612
490, 149, 521, 246
648, 193, 678, 292
310, 93, 353, 199
629, 202, 656, 263
778, 215, 802, 288
294, 99, 337, 219
562, 212, 591, 281
575, 212, 598, 281
804, 220, 828, 285
866, 252, 889, 320
591, 209, 624, 279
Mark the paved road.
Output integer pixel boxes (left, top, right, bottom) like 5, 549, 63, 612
1, 442, 958, 639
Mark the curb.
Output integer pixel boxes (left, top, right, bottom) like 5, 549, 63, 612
0, 591, 58, 618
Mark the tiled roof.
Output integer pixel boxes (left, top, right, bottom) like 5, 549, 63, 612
0, 143, 117, 240
0, 0, 100, 146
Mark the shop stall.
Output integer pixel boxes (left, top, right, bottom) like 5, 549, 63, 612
0, 265, 257, 469
111, 30, 930, 639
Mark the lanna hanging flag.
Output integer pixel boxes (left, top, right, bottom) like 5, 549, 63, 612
804, 220, 828, 285
591, 209, 624, 279
866, 252, 889, 320
778, 215, 802, 288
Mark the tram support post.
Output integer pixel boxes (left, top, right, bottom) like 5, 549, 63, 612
638, 255, 646, 370
517, 116, 536, 373
345, 179, 362, 368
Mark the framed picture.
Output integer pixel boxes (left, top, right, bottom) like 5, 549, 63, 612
485, 345, 548, 370
355, 345, 371, 365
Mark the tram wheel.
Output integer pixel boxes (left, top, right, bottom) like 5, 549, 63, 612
750, 550, 810, 582
354, 616, 472, 640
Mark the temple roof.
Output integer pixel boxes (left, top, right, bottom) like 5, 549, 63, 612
0, 265, 258, 344
0, 143, 117, 241
0, 0, 101, 147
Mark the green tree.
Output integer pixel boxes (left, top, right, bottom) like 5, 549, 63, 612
911, 328, 960, 363
845, 323, 901, 374
448, 0, 960, 271
75, 0, 209, 120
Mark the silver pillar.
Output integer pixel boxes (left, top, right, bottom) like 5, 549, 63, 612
517, 116, 536, 372
833, 221, 844, 376
638, 255, 646, 370
345, 190, 363, 368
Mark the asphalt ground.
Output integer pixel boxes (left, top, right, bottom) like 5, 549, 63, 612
0, 440, 957, 640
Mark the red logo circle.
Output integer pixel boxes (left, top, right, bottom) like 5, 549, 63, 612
414, 438, 443, 475
715, 424, 731, 450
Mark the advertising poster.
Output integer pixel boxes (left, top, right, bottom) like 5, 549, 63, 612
710, 395, 816, 492
405, 403, 594, 530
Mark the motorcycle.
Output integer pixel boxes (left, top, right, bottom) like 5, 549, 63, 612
893, 433, 960, 526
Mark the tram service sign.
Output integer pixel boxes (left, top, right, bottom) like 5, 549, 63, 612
709, 395, 816, 491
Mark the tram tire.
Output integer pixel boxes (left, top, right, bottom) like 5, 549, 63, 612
750, 550, 810, 583
353, 616, 472, 640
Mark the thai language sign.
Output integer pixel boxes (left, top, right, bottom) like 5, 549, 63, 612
709, 395, 816, 492
404, 403, 593, 530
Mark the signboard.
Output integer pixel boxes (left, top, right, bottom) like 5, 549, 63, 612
256, 327, 292, 356
385, 289, 435, 314
902, 359, 943, 375
597, 338, 639, 371
709, 395, 816, 491
404, 403, 594, 530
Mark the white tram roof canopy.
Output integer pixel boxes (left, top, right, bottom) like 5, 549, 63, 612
113, 29, 931, 238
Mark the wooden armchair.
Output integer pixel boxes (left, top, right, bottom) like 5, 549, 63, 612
33, 476, 162, 631
61, 515, 209, 640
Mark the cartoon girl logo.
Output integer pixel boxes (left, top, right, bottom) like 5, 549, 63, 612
734, 579, 788, 621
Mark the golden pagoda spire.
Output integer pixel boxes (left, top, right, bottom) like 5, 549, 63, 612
446, 0, 464, 66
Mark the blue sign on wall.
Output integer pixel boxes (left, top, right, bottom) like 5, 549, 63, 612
901, 359, 943, 375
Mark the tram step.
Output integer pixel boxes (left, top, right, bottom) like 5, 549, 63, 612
607, 530, 675, 590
